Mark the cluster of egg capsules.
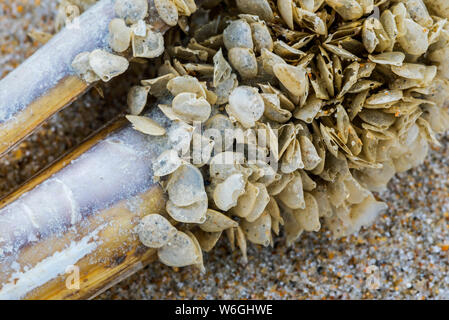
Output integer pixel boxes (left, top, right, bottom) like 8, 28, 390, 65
67, 0, 449, 270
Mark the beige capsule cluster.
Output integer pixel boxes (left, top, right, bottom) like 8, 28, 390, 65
129, 0, 448, 269
71, 0, 200, 84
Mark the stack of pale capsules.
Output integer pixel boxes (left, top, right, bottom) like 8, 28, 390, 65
1, 1, 449, 299
60, 0, 449, 271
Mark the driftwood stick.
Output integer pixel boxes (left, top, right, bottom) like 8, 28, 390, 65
0, 109, 173, 300
0, 0, 167, 157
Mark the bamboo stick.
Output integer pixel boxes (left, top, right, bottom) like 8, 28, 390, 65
0, 0, 168, 157
0, 0, 204, 299
0, 109, 173, 300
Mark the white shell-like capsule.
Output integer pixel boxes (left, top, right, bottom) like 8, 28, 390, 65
213, 49, 232, 87
72, 51, 91, 76
236, 0, 274, 22
200, 209, 239, 232
131, 19, 147, 37
167, 164, 206, 207
166, 197, 208, 223
260, 49, 286, 76
362, 18, 379, 54
167, 75, 206, 98
328, 179, 348, 208
344, 175, 369, 204
88, 49, 129, 82
365, 90, 403, 105
174, 47, 209, 63
114, 0, 148, 24
172, 0, 196, 15
158, 230, 201, 267
204, 115, 235, 151
251, 21, 273, 53
325, 0, 363, 21
267, 172, 294, 196
153, 149, 183, 177
266, 196, 283, 235
311, 187, 332, 218
204, 84, 218, 105
293, 192, 320, 232
127, 85, 150, 115
137, 214, 177, 248
183, 0, 197, 15
223, 19, 254, 50
245, 183, 270, 222
299, 170, 316, 191
213, 173, 246, 211
322, 43, 358, 62
404, 0, 433, 28
108, 18, 131, 53
171, 0, 190, 15
186, 231, 205, 273
273, 64, 307, 97
391, 63, 428, 80
368, 52, 405, 67
65, 4, 80, 22
172, 92, 212, 123
295, 8, 327, 35
72, 51, 100, 83
380, 10, 397, 48
241, 211, 272, 246
281, 139, 303, 174
299, 135, 321, 171
294, 96, 323, 123
132, 26, 165, 58
182, 63, 214, 76
274, 40, 304, 59
278, 0, 294, 29
126, 115, 166, 135
167, 121, 194, 154
397, 18, 429, 56
392, 2, 407, 36
227, 86, 264, 128
235, 225, 248, 263
351, 195, 387, 230
215, 73, 239, 104
278, 174, 305, 209
154, 0, 179, 26
282, 207, 303, 246
326, 194, 387, 237
209, 152, 245, 181
228, 47, 258, 79
191, 133, 215, 167
358, 0, 374, 14
338, 61, 360, 99
141, 73, 175, 97
158, 104, 182, 121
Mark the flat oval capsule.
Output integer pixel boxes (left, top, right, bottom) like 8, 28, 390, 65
138, 214, 177, 248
